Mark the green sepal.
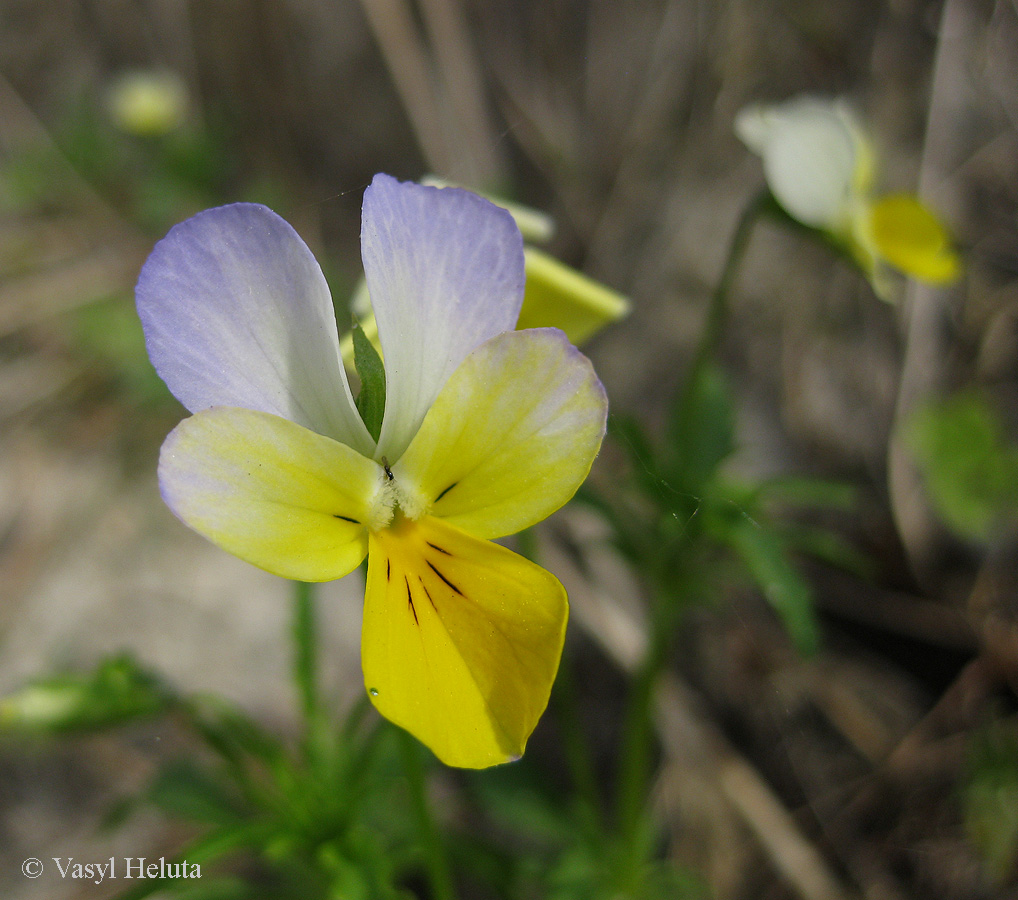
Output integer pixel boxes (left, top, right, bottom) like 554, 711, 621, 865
352, 324, 386, 442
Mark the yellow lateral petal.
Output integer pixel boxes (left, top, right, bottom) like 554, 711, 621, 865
517, 247, 630, 345
362, 516, 568, 769
160, 407, 380, 581
868, 193, 961, 284
394, 328, 607, 539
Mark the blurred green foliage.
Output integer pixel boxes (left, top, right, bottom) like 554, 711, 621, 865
907, 390, 1018, 543
2, 655, 419, 900
586, 357, 858, 657
0, 655, 170, 732
465, 761, 706, 900
964, 719, 1018, 883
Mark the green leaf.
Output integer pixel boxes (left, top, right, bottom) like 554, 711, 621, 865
572, 485, 652, 568
0, 655, 171, 733
608, 414, 670, 501
185, 695, 286, 771
723, 516, 819, 655
469, 765, 576, 847
965, 721, 1018, 882
666, 360, 735, 491
779, 522, 874, 578
147, 759, 246, 825
757, 475, 858, 511
352, 324, 386, 441
906, 391, 1018, 542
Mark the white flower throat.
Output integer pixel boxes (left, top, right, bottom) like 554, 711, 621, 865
368, 456, 427, 531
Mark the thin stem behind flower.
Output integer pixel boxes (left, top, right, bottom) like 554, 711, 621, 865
681, 190, 767, 410
398, 729, 457, 900
293, 581, 318, 724
615, 190, 766, 874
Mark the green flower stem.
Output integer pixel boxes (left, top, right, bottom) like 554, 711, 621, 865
517, 527, 605, 835
680, 190, 767, 412
398, 729, 456, 900
616, 192, 765, 867
292, 581, 320, 737
553, 645, 605, 837
614, 582, 685, 869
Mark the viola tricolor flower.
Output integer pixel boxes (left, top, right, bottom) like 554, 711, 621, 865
735, 95, 960, 296
136, 174, 608, 768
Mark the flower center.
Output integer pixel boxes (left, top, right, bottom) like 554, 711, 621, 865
368, 460, 427, 532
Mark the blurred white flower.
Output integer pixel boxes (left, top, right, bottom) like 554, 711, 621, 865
736, 95, 959, 296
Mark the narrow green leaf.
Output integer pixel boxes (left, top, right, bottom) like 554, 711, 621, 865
758, 475, 858, 511
147, 759, 246, 825
608, 414, 669, 500
779, 522, 874, 578
185, 696, 285, 770
666, 361, 735, 491
572, 485, 650, 567
352, 324, 386, 441
724, 517, 819, 655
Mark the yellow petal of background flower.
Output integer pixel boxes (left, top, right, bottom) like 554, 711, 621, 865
394, 328, 607, 539
517, 247, 630, 345
160, 407, 381, 581
867, 193, 961, 284
362, 516, 568, 768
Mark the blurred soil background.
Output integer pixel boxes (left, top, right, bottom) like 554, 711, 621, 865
1, 0, 1017, 898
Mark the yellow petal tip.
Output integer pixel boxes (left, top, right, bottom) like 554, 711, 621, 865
361, 516, 567, 769
519, 247, 630, 345
869, 193, 961, 285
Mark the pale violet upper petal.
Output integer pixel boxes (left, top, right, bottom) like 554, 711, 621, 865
736, 97, 859, 231
361, 174, 524, 463
136, 203, 374, 456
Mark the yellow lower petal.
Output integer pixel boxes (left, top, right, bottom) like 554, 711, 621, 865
868, 193, 960, 284
362, 515, 568, 768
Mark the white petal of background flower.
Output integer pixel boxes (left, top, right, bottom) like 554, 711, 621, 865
737, 97, 858, 230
